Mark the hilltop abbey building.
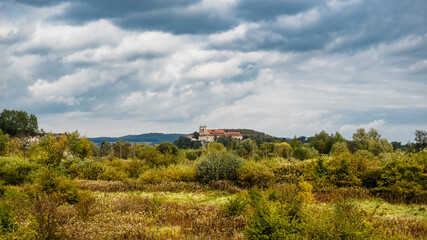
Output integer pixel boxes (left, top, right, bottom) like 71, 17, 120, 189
187, 126, 243, 142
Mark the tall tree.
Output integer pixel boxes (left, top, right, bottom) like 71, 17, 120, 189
0, 109, 38, 136
309, 130, 334, 154
414, 130, 427, 152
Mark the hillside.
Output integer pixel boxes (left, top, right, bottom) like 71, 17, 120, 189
224, 129, 281, 142
88, 133, 185, 145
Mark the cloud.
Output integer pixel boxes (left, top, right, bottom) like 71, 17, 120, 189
1, 0, 426, 143
28, 69, 117, 105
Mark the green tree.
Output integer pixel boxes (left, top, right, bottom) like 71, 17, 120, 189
112, 140, 131, 159
0, 109, 38, 136
173, 136, 201, 149
100, 141, 112, 156
352, 128, 392, 155
414, 130, 427, 152
67, 131, 92, 159
156, 142, 179, 155
309, 130, 333, 154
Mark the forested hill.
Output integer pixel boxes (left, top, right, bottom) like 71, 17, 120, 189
88, 133, 185, 145
224, 129, 281, 142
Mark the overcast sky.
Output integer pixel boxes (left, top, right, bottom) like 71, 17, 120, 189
0, 0, 426, 142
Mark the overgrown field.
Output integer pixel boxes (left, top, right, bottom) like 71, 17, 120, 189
0, 129, 426, 239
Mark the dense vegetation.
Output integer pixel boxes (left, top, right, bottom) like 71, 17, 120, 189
0, 110, 426, 239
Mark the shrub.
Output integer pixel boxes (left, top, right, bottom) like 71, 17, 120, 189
98, 166, 128, 181
0, 200, 17, 234
373, 157, 427, 203
237, 161, 275, 188
184, 149, 202, 160
272, 159, 315, 184
0, 157, 39, 185
36, 168, 80, 204
361, 168, 382, 188
306, 200, 375, 239
223, 193, 247, 217
244, 198, 304, 240
80, 160, 103, 180
196, 151, 242, 184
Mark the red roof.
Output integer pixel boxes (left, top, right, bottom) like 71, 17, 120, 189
208, 129, 225, 134
225, 132, 242, 136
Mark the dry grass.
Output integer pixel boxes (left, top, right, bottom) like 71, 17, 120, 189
56, 193, 245, 240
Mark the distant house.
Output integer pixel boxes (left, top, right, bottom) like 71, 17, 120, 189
187, 126, 243, 142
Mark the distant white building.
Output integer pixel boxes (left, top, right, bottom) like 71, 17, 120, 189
187, 126, 243, 142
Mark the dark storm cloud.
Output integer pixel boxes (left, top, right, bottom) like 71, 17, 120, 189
55, 0, 237, 34
234, 0, 319, 21
210, 0, 427, 53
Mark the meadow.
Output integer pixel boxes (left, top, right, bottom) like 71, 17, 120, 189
0, 128, 426, 239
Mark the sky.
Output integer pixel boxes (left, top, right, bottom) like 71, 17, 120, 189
0, 0, 426, 142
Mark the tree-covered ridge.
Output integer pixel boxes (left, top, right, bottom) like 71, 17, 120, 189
88, 133, 185, 145
224, 129, 281, 142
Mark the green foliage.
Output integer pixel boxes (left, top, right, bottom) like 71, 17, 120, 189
0, 157, 39, 185
244, 201, 290, 240
330, 141, 349, 156
196, 151, 242, 184
352, 128, 393, 155
112, 140, 131, 159
0, 130, 9, 156
244, 187, 305, 240
173, 136, 201, 149
98, 165, 128, 182
223, 193, 247, 217
184, 149, 202, 160
292, 146, 318, 160
33, 133, 68, 166
67, 131, 92, 159
0, 109, 38, 136
235, 139, 258, 158
36, 167, 80, 204
373, 155, 427, 203
156, 142, 179, 155
224, 128, 280, 142
414, 130, 427, 152
329, 158, 361, 187
0, 200, 17, 234
310, 130, 334, 154
237, 161, 275, 188
100, 141, 112, 156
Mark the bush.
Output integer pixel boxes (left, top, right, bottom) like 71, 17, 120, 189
293, 146, 318, 160
80, 160, 103, 180
98, 166, 128, 181
196, 151, 242, 184
0, 157, 39, 185
0, 200, 17, 234
184, 149, 202, 160
237, 161, 275, 188
223, 193, 247, 217
373, 157, 427, 203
